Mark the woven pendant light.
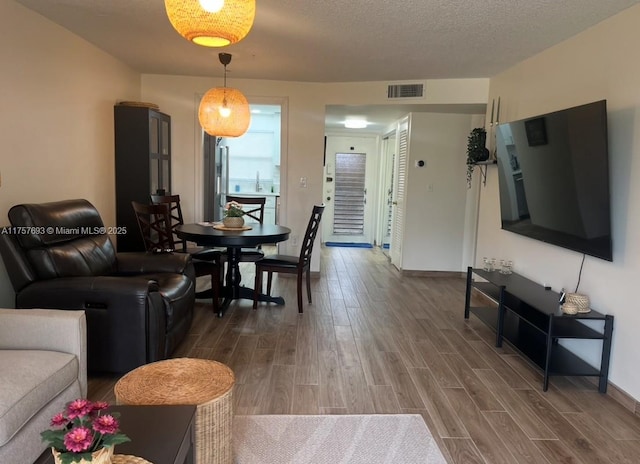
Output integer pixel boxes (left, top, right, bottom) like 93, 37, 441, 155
198, 53, 251, 137
164, 0, 256, 47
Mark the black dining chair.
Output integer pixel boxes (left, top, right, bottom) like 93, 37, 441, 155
220, 195, 267, 264
226, 195, 266, 226
131, 201, 174, 252
136, 198, 223, 312
253, 204, 324, 313
150, 194, 222, 259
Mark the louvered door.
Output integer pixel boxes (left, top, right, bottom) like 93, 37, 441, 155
332, 152, 366, 235
390, 120, 408, 269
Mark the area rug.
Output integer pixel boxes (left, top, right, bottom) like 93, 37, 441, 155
233, 414, 447, 463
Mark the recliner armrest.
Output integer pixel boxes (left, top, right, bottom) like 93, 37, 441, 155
0, 308, 87, 396
115, 251, 192, 275
16, 276, 160, 308
15, 276, 166, 373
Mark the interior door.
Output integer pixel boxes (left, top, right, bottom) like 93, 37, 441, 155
390, 119, 408, 269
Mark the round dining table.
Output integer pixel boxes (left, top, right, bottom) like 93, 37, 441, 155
175, 222, 291, 316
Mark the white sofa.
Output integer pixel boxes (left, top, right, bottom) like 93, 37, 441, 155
0, 309, 87, 464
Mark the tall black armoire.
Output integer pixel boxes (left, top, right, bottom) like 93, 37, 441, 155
114, 104, 171, 252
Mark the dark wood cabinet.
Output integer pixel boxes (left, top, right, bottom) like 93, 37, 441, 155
114, 105, 171, 252
464, 267, 613, 393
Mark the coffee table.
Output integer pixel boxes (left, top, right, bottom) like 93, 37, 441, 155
34, 405, 195, 464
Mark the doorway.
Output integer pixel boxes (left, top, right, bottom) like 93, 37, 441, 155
201, 101, 286, 224
323, 134, 378, 245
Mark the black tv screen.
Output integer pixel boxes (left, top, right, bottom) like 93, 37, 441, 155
495, 100, 612, 261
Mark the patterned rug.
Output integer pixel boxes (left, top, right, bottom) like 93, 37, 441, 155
233, 414, 447, 463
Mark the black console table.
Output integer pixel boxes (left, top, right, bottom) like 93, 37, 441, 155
464, 267, 613, 392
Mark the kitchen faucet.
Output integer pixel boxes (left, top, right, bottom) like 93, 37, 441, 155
256, 171, 262, 191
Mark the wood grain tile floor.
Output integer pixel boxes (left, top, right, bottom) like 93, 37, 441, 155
88, 246, 640, 464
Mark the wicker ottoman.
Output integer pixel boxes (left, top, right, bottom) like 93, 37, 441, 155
114, 358, 235, 464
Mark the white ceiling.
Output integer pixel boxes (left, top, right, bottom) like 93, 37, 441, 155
15, 0, 640, 130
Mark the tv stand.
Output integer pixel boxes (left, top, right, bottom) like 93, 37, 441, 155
464, 267, 613, 392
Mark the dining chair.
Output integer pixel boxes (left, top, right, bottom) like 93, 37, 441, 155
131, 201, 174, 252
226, 195, 266, 225
135, 199, 222, 312
150, 194, 221, 259
222, 195, 267, 263
253, 204, 325, 313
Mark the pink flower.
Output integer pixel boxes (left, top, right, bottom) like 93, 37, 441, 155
50, 413, 68, 428
63, 427, 93, 452
67, 399, 93, 419
43, 399, 129, 455
93, 414, 119, 435
91, 401, 109, 412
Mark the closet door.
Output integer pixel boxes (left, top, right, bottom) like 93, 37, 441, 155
390, 118, 408, 270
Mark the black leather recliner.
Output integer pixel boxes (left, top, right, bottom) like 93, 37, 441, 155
0, 199, 195, 374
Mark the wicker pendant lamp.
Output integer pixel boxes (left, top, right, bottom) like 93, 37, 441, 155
164, 0, 256, 47
199, 53, 251, 137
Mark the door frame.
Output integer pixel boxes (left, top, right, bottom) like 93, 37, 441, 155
193, 95, 289, 225
375, 130, 396, 251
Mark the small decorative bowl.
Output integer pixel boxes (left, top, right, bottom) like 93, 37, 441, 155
565, 293, 590, 313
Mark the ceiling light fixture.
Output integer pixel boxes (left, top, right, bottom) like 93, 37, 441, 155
164, 0, 256, 47
198, 53, 251, 137
344, 119, 368, 129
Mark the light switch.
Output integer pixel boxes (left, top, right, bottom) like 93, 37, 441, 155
299, 177, 307, 188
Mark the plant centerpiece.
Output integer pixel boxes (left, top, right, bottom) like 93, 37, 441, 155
41, 399, 130, 464
223, 201, 245, 228
466, 127, 490, 188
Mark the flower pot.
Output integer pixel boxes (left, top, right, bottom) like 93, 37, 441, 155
52, 446, 114, 464
223, 216, 244, 228
468, 128, 490, 162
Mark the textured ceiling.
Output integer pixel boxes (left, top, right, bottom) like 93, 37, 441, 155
15, 0, 640, 82
14, 0, 640, 128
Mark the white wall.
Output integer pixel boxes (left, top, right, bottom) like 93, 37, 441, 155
402, 113, 474, 271
478, 4, 640, 400
0, 1, 140, 307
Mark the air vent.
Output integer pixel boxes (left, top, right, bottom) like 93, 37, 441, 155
387, 83, 424, 99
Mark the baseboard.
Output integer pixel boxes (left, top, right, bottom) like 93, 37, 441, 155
470, 288, 639, 414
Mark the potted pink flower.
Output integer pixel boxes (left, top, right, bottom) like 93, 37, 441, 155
41, 399, 130, 464
223, 201, 245, 228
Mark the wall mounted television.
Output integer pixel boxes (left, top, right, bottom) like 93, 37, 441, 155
495, 99, 612, 261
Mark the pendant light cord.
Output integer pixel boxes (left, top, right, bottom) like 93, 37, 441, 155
574, 253, 586, 293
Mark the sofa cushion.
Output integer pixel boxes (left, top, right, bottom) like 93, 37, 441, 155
0, 350, 79, 446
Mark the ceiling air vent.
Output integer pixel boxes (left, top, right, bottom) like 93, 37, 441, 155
387, 83, 424, 99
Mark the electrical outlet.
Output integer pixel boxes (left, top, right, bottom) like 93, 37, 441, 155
291, 236, 298, 246
427, 183, 434, 192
